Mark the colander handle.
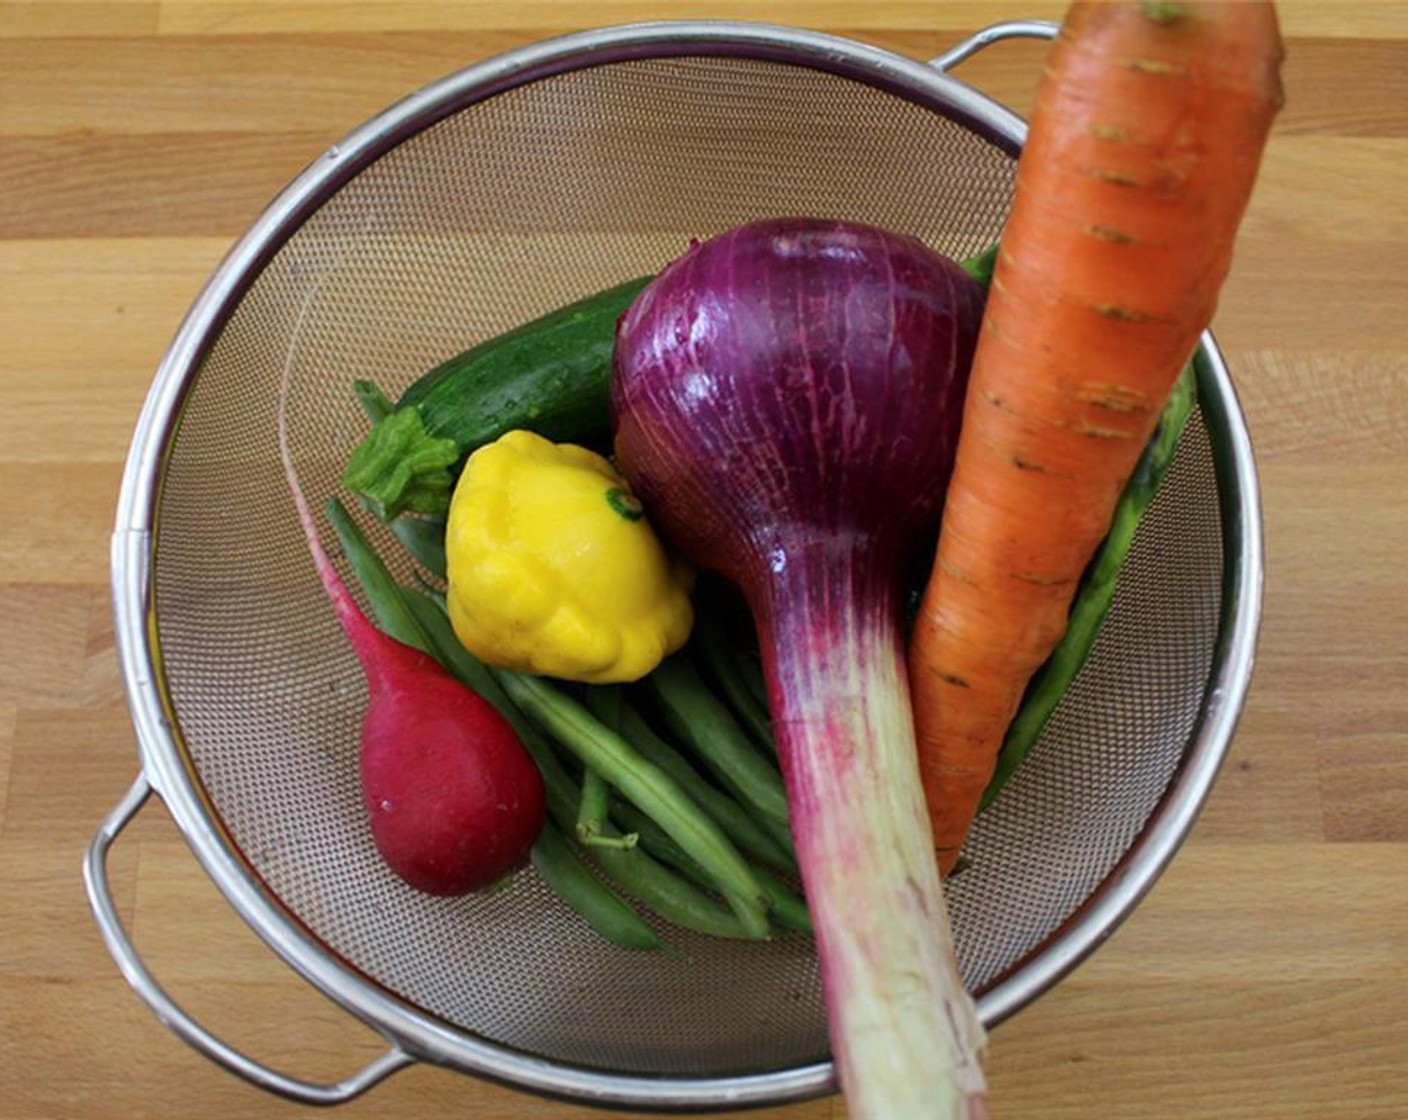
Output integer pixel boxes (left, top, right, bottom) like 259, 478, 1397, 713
928, 18, 1059, 72
83, 776, 417, 1105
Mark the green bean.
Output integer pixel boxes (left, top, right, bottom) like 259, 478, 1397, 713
608, 801, 710, 881
641, 655, 791, 826
530, 823, 660, 951
980, 358, 1199, 811
589, 682, 625, 735
686, 578, 773, 718
959, 242, 1000, 286
325, 497, 434, 655
577, 768, 638, 849
738, 649, 770, 712
574, 690, 637, 847
611, 802, 812, 936
688, 603, 775, 755
584, 689, 797, 873
743, 865, 812, 935
577, 819, 757, 940
389, 515, 447, 581
398, 590, 529, 734
493, 670, 774, 939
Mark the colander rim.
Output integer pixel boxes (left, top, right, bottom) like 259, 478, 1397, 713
108, 18, 1263, 1111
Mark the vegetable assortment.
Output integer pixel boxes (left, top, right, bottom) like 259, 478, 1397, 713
304, 240, 1202, 935
283, 5, 1283, 1116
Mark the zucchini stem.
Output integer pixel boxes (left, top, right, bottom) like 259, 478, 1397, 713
342, 407, 459, 521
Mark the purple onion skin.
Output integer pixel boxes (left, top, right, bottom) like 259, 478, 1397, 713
612, 218, 982, 607
612, 218, 988, 1119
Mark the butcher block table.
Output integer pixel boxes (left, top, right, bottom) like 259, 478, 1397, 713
1, 2, 1404, 1118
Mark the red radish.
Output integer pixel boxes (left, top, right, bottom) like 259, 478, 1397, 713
278, 405, 546, 896
612, 218, 987, 1119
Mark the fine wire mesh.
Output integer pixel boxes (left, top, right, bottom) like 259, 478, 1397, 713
148, 54, 1223, 1080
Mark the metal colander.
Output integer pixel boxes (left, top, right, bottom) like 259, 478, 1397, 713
86, 20, 1262, 1113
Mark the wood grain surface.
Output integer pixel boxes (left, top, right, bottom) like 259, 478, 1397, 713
2, 3, 1405, 1119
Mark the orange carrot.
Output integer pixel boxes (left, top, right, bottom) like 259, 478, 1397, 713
908, 0, 1284, 875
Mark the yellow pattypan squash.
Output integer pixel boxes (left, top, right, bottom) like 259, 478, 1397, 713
445, 429, 693, 684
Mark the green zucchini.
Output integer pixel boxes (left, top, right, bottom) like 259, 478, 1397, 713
342, 275, 651, 520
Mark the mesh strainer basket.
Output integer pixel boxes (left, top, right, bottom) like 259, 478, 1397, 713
85, 19, 1262, 1112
